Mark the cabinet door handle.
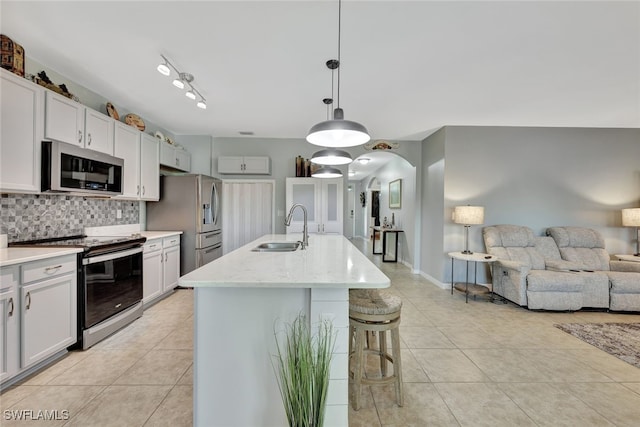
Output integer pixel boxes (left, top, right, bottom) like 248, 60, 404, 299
87, 133, 92, 145
8, 297, 14, 317
25, 292, 31, 310
45, 264, 62, 273
317, 224, 320, 232
142, 186, 145, 195
165, 253, 168, 262
137, 185, 140, 195
322, 224, 325, 232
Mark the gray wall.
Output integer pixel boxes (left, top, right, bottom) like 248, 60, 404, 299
177, 135, 214, 175
422, 126, 640, 285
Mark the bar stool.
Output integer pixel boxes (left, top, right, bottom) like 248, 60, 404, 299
348, 289, 403, 410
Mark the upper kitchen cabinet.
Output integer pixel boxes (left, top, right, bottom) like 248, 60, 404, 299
285, 177, 343, 235
114, 121, 141, 199
44, 91, 114, 155
140, 134, 160, 201
0, 69, 43, 193
218, 156, 270, 175
160, 140, 190, 172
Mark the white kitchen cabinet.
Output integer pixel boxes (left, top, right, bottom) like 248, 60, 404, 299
44, 91, 114, 155
218, 156, 270, 175
160, 141, 190, 172
163, 236, 181, 292
114, 121, 141, 199
20, 255, 77, 369
140, 134, 160, 201
143, 239, 163, 305
0, 266, 19, 383
0, 69, 43, 193
285, 177, 343, 235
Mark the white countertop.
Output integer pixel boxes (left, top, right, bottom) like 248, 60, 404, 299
179, 234, 390, 289
0, 247, 83, 267
138, 231, 183, 240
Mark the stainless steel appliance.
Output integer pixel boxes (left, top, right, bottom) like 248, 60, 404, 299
11, 234, 146, 349
146, 174, 222, 275
41, 140, 124, 196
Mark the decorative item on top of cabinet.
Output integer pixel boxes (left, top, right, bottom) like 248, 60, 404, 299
105, 102, 119, 120
218, 156, 270, 175
124, 113, 145, 131
0, 34, 25, 77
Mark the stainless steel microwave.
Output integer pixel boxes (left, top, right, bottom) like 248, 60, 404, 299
42, 141, 124, 196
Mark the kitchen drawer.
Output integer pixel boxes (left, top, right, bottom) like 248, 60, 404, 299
163, 235, 180, 249
144, 238, 162, 253
21, 255, 76, 285
0, 265, 18, 292
197, 231, 221, 249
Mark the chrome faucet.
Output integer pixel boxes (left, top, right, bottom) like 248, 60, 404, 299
284, 203, 309, 249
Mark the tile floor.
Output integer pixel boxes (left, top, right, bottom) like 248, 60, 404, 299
2, 238, 640, 426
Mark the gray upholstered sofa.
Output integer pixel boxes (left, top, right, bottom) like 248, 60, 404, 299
483, 225, 640, 311
546, 227, 640, 311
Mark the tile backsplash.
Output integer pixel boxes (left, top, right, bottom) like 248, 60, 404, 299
0, 193, 139, 242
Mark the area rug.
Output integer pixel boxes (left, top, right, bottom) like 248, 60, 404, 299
554, 323, 640, 369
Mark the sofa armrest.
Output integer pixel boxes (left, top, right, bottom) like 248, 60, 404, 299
497, 259, 531, 274
545, 259, 585, 272
610, 260, 640, 273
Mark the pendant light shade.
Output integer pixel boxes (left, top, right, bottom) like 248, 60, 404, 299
311, 148, 353, 165
306, 0, 370, 148
311, 166, 343, 178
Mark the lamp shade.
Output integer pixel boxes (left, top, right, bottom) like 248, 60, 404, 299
622, 208, 640, 226
311, 166, 342, 178
310, 148, 352, 165
453, 206, 485, 225
306, 109, 370, 147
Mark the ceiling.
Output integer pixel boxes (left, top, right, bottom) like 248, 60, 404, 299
2, 1, 638, 148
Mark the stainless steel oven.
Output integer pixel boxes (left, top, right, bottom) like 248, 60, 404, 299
81, 246, 143, 348
11, 234, 146, 349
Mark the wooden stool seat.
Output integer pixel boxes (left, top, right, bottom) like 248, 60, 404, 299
348, 289, 403, 410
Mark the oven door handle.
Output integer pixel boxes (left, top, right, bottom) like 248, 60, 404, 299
82, 247, 143, 265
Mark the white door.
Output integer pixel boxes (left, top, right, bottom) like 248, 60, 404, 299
163, 245, 180, 292
222, 180, 274, 254
140, 134, 160, 200
320, 179, 343, 234
0, 69, 43, 193
44, 91, 84, 146
84, 108, 114, 155
143, 243, 163, 305
114, 122, 141, 199
21, 273, 76, 368
285, 178, 320, 234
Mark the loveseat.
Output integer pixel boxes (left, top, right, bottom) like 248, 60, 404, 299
483, 225, 640, 311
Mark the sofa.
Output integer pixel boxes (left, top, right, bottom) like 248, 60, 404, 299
546, 227, 640, 311
483, 225, 640, 311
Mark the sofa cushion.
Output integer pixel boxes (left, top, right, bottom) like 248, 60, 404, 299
527, 270, 583, 292
546, 227, 611, 271
607, 271, 640, 293
484, 225, 545, 269
535, 236, 562, 261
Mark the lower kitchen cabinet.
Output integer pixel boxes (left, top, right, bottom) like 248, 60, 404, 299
143, 239, 163, 305
0, 254, 77, 387
142, 235, 181, 306
0, 266, 19, 383
163, 236, 180, 292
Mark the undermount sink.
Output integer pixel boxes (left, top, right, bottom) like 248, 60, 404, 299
252, 241, 301, 252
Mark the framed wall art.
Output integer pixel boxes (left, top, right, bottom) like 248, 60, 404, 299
389, 179, 402, 209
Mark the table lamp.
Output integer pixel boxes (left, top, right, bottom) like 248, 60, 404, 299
453, 205, 485, 254
622, 208, 640, 256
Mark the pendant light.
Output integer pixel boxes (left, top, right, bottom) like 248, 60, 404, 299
311, 166, 343, 178
306, 0, 370, 148
311, 64, 353, 166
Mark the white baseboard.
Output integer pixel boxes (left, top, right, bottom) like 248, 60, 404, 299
419, 271, 448, 289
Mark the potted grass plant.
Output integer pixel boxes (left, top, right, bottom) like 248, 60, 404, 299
273, 314, 336, 427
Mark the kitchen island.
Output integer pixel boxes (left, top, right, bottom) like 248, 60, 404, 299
179, 233, 390, 427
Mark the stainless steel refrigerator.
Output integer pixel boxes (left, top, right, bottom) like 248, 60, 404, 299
146, 174, 222, 275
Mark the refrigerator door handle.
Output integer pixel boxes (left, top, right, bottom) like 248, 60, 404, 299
211, 181, 220, 226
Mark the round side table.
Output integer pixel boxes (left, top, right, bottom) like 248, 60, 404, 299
448, 251, 496, 303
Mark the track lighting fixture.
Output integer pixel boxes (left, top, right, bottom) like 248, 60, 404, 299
157, 54, 207, 109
